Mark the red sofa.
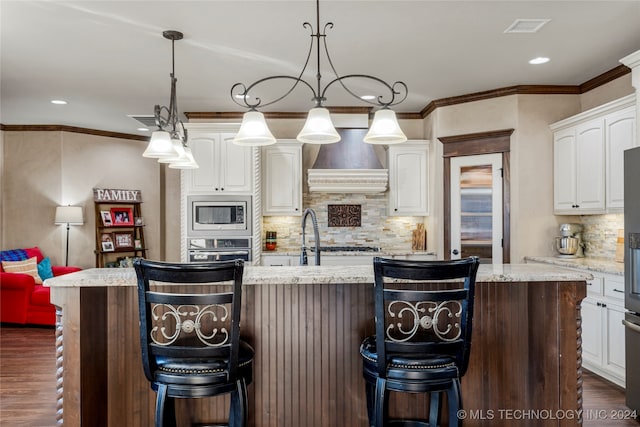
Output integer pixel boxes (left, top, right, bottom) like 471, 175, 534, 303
0, 247, 80, 326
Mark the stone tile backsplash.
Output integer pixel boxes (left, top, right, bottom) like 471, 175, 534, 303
262, 192, 425, 252
579, 214, 623, 260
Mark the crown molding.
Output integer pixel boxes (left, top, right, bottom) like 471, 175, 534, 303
1, 65, 631, 136
0, 124, 147, 141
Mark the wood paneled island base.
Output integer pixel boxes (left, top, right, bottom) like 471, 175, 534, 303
47, 265, 588, 427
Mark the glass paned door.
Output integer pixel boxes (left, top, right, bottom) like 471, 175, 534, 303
451, 154, 503, 263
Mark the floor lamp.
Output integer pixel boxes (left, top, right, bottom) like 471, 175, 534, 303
55, 206, 84, 266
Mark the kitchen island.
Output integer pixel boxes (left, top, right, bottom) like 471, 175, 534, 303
46, 264, 590, 427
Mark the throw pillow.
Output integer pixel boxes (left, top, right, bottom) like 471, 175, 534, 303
0, 249, 27, 263
37, 257, 54, 281
24, 247, 45, 263
1, 257, 43, 284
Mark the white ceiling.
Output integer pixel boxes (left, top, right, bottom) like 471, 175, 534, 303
2, 1, 640, 137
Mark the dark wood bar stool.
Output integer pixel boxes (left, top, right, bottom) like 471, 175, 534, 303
134, 259, 253, 427
360, 256, 480, 427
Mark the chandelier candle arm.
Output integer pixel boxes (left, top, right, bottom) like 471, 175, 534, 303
230, 0, 408, 145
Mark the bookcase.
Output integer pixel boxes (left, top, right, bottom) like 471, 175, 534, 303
93, 188, 147, 267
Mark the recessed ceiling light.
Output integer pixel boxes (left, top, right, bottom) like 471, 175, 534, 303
529, 57, 550, 65
360, 95, 376, 101
137, 127, 149, 132
51, 99, 67, 105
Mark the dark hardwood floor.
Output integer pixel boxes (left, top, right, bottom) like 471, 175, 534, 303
1, 325, 638, 426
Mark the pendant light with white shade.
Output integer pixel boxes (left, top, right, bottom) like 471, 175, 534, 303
230, 0, 408, 146
142, 31, 198, 169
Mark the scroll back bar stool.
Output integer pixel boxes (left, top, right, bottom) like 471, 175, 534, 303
134, 258, 254, 427
360, 256, 480, 427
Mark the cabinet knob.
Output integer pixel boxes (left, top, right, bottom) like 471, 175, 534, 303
452, 249, 459, 255
220, 188, 224, 191
295, 208, 299, 211
602, 303, 607, 308
597, 302, 602, 307
394, 208, 398, 211
215, 188, 219, 191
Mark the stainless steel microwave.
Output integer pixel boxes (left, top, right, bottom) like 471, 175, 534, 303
187, 195, 252, 236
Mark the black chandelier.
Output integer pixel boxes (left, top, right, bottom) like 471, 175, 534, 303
142, 30, 198, 169
230, 0, 408, 146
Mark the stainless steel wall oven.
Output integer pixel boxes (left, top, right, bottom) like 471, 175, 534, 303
187, 238, 252, 263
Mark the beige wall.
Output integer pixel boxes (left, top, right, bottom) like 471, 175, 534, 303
581, 74, 634, 111
1, 130, 160, 268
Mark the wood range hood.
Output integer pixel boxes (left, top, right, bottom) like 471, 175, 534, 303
307, 128, 388, 193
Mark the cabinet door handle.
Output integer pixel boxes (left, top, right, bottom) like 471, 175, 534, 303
597, 302, 602, 307
602, 303, 607, 308
613, 288, 624, 293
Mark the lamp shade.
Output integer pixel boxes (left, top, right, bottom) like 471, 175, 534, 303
363, 109, 407, 144
233, 111, 277, 146
168, 147, 199, 169
143, 131, 177, 158
158, 139, 187, 164
296, 107, 341, 144
55, 206, 84, 225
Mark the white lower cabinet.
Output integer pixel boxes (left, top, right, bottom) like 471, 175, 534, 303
261, 255, 299, 266
581, 273, 626, 387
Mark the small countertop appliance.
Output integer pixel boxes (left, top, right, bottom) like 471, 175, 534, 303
554, 223, 584, 258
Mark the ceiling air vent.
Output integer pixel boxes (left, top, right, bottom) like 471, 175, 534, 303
504, 19, 550, 33
127, 115, 158, 127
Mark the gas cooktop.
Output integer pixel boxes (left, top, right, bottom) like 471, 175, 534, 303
310, 246, 381, 252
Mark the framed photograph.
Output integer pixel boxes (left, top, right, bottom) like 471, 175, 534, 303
114, 231, 134, 249
101, 241, 115, 252
135, 217, 144, 226
134, 239, 143, 249
110, 207, 134, 226
101, 210, 113, 226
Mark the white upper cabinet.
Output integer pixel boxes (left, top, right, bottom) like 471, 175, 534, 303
553, 128, 578, 212
186, 131, 254, 195
575, 118, 606, 212
551, 95, 636, 215
388, 141, 430, 216
262, 141, 303, 216
606, 106, 637, 211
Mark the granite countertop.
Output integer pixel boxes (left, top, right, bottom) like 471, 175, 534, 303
262, 250, 436, 257
45, 263, 592, 288
524, 256, 624, 276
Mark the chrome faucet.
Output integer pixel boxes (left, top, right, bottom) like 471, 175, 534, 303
300, 208, 320, 265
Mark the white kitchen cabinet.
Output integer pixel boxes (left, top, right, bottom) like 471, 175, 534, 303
186, 132, 254, 194
606, 106, 637, 211
551, 94, 636, 214
553, 118, 605, 214
388, 141, 429, 216
262, 141, 302, 216
261, 254, 299, 266
580, 273, 626, 387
